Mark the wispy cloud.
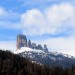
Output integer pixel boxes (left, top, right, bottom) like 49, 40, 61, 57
0, 7, 21, 29
18, 0, 74, 9
21, 3, 75, 36
0, 3, 75, 36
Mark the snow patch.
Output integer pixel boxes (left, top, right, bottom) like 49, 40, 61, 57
14, 47, 45, 54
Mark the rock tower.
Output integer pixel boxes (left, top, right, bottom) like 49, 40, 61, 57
16, 34, 48, 52
17, 34, 27, 49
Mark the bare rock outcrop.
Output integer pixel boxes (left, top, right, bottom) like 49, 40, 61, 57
17, 34, 27, 49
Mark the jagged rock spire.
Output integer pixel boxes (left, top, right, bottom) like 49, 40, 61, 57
16, 34, 48, 52
17, 34, 27, 49
43, 44, 48, 52
28, 39, 32, 48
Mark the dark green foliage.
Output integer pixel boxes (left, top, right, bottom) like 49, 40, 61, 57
0, 50, 75, 75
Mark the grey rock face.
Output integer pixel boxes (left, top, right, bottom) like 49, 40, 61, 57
16, 34, 48, 52
36, 44, 43, 50
43, 44, 48, 52
32, 43, 36, 49
17, 34, 27, 49
28, 40, 32, 48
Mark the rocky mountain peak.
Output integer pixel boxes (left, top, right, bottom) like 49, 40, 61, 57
16, 34, 27, 49
16, 34, 48, 52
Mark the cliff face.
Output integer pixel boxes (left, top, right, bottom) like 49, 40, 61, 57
17, 34, 27, 49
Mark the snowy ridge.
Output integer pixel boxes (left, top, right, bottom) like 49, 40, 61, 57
14, 47, 45, 54
49, 51, 74, 59
14, 47, 74, 59
13, 47, 75, 68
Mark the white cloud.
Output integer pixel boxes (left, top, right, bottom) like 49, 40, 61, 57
0, 41, 16, 51
46, 3, 74, 25
0, 7, 21, 29
21, 9, 46, 35
21, 3, 75, 36
0, 21, 21, 29
0, 7, 7, 16
0, 3, 75, 35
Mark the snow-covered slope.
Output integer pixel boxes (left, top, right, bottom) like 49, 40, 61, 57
14, 47, 45, 54
14, 47, 75, 68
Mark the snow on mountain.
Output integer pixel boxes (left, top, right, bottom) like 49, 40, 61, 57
14, 47, 75, 68
14, 47, 45, 54
14, 47, 74, 59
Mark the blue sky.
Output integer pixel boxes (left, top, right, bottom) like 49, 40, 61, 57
0, 0, 75, 56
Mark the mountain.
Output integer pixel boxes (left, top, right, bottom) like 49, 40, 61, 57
1, 49, 75, 75
16, 34, 48, 52
14, 47, 75, 68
